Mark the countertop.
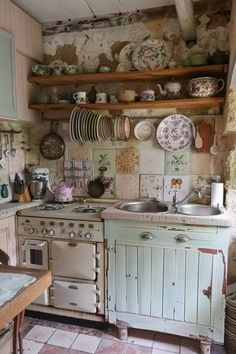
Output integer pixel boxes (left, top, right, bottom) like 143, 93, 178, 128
0, 201, 41, 220
102, 202, 232, 227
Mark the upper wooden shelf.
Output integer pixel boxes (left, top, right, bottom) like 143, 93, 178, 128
29, 97, 225, 112
28, 64, 228, 86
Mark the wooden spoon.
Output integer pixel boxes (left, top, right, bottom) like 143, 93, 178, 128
195, 125, 203, 149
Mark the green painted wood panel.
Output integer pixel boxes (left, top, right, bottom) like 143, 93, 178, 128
151, 247, 163, 318
185, 251, 198, 323
126, 246, 138, 313
197, 252, 213, 326
115, 244, 126, 312
138, 246, 151, 316
163, 248, 176, 319
0, 29, 17, 119
174, 249, 185, 321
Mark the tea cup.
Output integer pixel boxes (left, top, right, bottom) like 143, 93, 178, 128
95, 93, 107, 103
52, 65, 64, 76
140, 90, 155, 102
118, 90, 137, 102
32, 64, 52, 76
64, 64, 82, 75
73, 92, 87, 104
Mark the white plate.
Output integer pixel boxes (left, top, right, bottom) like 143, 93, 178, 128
156, 114, 195, 152
119, 42, 137, 70
134, 121, 155, 141
69, 107, 78, 142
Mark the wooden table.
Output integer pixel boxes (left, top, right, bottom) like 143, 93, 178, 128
0, 265, 52, 354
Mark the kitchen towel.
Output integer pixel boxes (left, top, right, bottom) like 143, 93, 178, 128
211, 182, 224, 207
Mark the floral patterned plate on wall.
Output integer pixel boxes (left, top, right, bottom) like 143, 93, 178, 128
132, 39, 172, 71
156, 114, 195, 152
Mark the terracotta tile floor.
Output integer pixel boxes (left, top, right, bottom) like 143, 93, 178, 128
22, 316, 226, 354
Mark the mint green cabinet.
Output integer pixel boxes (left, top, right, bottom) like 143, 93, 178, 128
105, 219, 230, 350
0, 29, 17, 119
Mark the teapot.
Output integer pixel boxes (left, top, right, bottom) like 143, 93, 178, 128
156, 80, 182, 98
54, 181, 74, 202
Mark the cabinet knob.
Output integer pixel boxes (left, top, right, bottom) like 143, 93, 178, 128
139, 232, 154, 240
175, 234, 190, 242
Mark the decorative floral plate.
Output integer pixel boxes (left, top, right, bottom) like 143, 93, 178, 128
156, 114, 195, 152
132, 39, 172, 71
39, 133, 65, 160
118, 42, 137, 70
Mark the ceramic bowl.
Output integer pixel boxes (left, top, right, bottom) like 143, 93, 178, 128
118, 90, 137, 102
187, 77, 225, 97
98, 66, 111, 73
64, 64, 82, 75
189, 53, 207, 66
32, 64, 52, 76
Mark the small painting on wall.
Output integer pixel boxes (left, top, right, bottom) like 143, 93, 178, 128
164, 175, 190, 202
165, 149, 190, 175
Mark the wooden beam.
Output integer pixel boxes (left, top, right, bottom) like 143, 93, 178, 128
175, 0, 196, 42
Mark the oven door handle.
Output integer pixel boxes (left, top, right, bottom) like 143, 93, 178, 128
24, 241, 46, 248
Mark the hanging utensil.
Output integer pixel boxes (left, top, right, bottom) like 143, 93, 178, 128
195, 125, 203, 149
39, 122, 65, 160
10, 133, 16, 157
210, 119, 219, 155
0, 134, 6, 170
4, 134, 10, 158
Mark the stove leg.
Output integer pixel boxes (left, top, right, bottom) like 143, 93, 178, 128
117, 325, 128, 341
200, 340, 212, 354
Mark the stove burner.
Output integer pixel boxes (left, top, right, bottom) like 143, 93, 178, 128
73, 206, 106, 213
37, 204, 64, 211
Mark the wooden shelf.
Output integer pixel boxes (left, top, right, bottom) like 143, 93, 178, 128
28, 64, 228, 86
29, 97, 225, 112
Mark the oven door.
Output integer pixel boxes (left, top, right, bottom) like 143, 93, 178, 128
51, 241, 99, 280
22, 239, 48, 270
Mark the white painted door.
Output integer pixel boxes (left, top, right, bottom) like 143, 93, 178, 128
115, 242, 215, 326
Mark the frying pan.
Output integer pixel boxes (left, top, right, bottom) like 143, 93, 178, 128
87, 176, 105, 198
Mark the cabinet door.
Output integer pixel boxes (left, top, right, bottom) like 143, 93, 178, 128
15, 52, 39, 122
0, 29, 17, 119
0, 0, 11, 31
0, 216, 16, 265
115, 242, 215, 327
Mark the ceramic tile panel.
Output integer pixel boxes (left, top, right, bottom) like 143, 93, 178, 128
23, 339, 44, 354
139, 174, 163, 200
190, 152, 211, 175
24, 325, 56, 343
116, 148, 139, 173
101, 174, 115, 199
164, 175, 190, 202
71, 333, 101, 353
47, 329, 78, 348
116, 174, 139, 199
165, 149, 190, 175
140, 148, 164, 174
93, 149, 116, 176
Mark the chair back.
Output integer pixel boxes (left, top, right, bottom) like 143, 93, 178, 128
0, 249, 10, 265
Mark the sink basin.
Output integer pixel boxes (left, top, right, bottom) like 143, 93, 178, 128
116, 200, 169, 213
177, 204, 221, 216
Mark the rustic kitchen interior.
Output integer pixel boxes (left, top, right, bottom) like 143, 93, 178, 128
0, 0, 236, 353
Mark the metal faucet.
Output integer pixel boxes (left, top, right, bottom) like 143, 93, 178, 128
172, 188, 202, 213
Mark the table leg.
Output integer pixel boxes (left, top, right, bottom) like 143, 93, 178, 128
13, 310, 25, 354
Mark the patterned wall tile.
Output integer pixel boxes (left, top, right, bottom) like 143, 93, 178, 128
116, 174, 139, 200
116, 148, 139, 173
93, 149, 116, 177
139, 174, 163, 200
164, 175, 190, 202
165, 149, 190, 175
140, 148, 164, 174
190, 153, 211, 175
101, 174, 115, 199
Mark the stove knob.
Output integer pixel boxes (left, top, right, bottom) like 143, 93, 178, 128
29, 227, 35, 234
49, 229, 55, 236
69, 231, 75, 238
85, 232, 92, 240
42, 228, 48, 236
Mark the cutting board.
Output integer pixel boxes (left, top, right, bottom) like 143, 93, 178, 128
195, 121, 214, 153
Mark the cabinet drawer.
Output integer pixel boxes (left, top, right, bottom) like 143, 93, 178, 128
51, 280, 99, 313
115, 225, 218, 248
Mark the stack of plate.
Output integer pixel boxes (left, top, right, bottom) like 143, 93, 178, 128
113, 115, 131, 141
226, 293, 236, 353
69, 108, 113, 143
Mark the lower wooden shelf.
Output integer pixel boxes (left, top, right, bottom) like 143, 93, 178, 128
29, 97, 224, 113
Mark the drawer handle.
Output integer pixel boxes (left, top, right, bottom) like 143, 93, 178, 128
69, 302, 78, 306
175, 234, 190, 242
68, 285, 78, 290
68, 242, 77, 247
140, 232, 154, 240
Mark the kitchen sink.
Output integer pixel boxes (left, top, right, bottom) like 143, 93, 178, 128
177, 204, 221, 216
116, 200, 169, 213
